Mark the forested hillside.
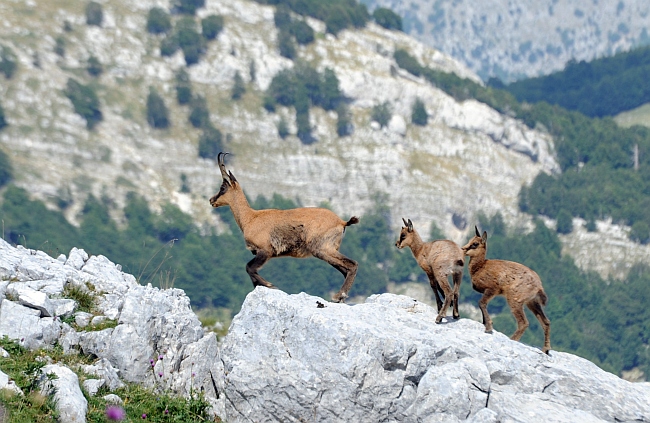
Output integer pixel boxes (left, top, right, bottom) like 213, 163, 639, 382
499, 45, 650, 118
394, 48, 650, 246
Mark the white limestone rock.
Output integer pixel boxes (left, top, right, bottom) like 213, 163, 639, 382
39, 364, 87, 423
219, 288, 650, 423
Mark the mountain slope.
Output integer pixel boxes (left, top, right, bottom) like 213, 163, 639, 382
0, 0, 555, 242
361, 0, 650, 82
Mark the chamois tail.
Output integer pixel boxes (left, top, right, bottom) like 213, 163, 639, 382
536, 289, 548, 307
345, 216, 360, 227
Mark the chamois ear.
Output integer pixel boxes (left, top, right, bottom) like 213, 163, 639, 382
407, 219, 413, 232
228, 170, 238, 183
475, 225, 480, 237
482, 231, 488, 243
402, 218, 408, 228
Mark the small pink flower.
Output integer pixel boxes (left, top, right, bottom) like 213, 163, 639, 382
141, 413, 147, 419
105, 405, 126, 421
164, 409, 169, 415
159, 354, 164, 360
158, 372, 163, 378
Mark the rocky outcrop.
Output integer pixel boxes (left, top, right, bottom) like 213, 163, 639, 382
219, 287, 650, 422
2, 239, 650, 422
364, 0, 650, 81
0, 238, 221, 420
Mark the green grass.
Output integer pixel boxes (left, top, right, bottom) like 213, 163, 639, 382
0, 336, 219, 422
614, 102, 650, 128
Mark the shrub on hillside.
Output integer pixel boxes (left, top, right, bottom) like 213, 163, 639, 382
175, 68, 192, 104
0, 46, 17, 79
0, 149, 12, 187
291, 20, 314, 45
160, 34, 179, 56
201, 15, 224, 40
371, 101, 392, 128
176, 18, 205, 65
64, 78, 102, 129
54, 37, 66, 57
146, 88, 170, 129
630, 221, 650, 245
278, 30, 296, 59
411, 98, 428, 126
0, 103, 7, 130
277, 116, 289, 139
231, 71, 245, 100
320, 68, 341, 111
556, 209, 573, 234
189, 95, 210, 128
336, 103, 352, 137
87, 55, 103, 77
198, 125, 223, 160
146, 7, 172, 34
372, 7, 402, 31
85, 1, 103, 26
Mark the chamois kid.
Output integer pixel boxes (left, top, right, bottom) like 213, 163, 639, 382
395, 218, 464, 323
209, 153, 359, 303
462, 226, 551, 353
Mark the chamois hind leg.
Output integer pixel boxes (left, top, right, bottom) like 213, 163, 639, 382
451, 270, 463, 319
478, 290, 497, 333
426, 272, 444, 313
527, 300, 551, 354
246, 250, 276, 289
433, 270, 453, 324
509, 300, 529, 341
315, 249, 358, 303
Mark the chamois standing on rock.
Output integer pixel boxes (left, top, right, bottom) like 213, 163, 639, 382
209, 153, 359, 303
462, 226, 551, 353
395, 218, 464, 323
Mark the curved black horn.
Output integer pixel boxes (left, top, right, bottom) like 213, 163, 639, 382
402, 218, 408, 227
475, 225, 480, 237
218, 152, 230, 180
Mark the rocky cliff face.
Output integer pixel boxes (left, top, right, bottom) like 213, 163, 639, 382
220, 288, 650, 422
362, 0, 650, 81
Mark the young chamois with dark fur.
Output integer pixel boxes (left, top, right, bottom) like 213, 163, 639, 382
209, 153, 359, 303
462, 226, 551, 353
395, 218, 464, 323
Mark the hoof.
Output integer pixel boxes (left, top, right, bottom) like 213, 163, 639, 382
453, 314, 460, 320
331, 293, 348, 303
485, 328, 493, 334
435, 316, 443, 324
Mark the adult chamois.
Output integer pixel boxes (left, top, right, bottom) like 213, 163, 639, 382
209, 152, 359, 303
462, 226, 551, 353
395, 218, 464, 323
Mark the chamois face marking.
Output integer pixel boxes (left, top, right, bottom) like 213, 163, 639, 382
395, 218, 414, 249
209, 180, 232, 208
461, 226, 486, 258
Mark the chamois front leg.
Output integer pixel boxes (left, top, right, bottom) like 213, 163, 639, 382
426, 272, 444, 313
246, 250, 277, 289
478, 290, 497, 333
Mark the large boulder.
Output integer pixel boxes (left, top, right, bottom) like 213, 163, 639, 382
0, 238, 222, 420
219, 288, 650, 422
